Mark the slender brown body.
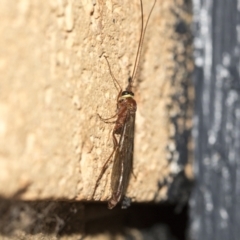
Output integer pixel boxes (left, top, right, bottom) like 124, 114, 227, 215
108, 92, 137, 209
92, 89, 137, 209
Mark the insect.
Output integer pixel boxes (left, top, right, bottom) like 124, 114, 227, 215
93, 0, 157, 209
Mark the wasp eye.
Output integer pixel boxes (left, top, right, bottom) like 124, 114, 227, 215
122, 91, 134, 96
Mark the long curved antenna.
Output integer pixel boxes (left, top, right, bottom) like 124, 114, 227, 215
130, 0, 144, 89
130, 0, 157, 85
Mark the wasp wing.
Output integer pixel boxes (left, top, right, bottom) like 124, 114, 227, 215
108, 109, 135, 209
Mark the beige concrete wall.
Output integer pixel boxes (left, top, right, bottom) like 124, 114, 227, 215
0, 0, 193, 204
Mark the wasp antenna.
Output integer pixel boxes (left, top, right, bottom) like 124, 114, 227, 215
130, 0, 157, 84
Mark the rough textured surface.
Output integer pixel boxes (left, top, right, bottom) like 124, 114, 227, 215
190, 0, 240, 239
0, 0, 193, 204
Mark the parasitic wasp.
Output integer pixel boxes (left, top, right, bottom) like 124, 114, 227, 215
93, 0, 156, 209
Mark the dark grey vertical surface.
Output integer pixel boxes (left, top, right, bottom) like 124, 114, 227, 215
190, 0, 240, 239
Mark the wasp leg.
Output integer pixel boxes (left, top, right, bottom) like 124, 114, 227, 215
92, 133, 119, 198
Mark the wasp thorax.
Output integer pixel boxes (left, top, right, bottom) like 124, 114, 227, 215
121, 91, 134, 97
119, 91, 134, 101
